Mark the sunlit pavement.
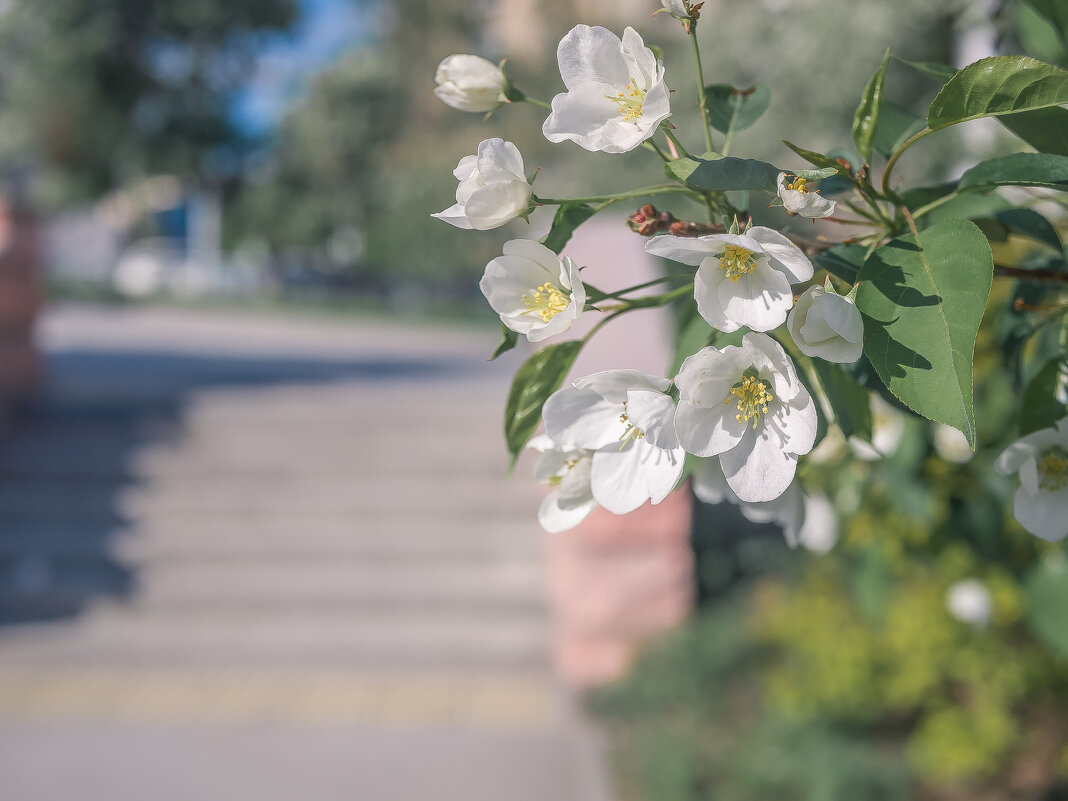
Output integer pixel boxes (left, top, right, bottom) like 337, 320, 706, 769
0, 303, 612, 801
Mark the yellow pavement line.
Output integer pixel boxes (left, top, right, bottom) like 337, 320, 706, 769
0, 670, 558, 729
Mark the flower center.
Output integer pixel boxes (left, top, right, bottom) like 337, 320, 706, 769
618, 403, 646, 446
785, 175, 809, 193
607, 80, 646, 122
718, 244, 759, 282
725, 374, 774, 429
1038, 447, 1068, 491
522, 282, 569, 322
546, 457, 580, 487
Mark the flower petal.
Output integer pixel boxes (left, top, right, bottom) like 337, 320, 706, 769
645, 235, 719, 266
590, 442, 652, 514
694, 259, 740, 332
543, 387, 624, 450
674, 398, 746, 457
430, 203, 473, 229
640, 443, 686, 504
716, 258, 792, 332
573, 369, 671, 402
555, 24, 630, 90
747, 226, 813, 283
463, 181, 532, 230
720, 427, 799, 502
1013, 486, 1068, 542
538, 491, 598, 532
476, 138, 526, 182
625, 388, 679, 449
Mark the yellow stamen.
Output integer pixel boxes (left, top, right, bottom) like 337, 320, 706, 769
786, 175, 808, 193
718, 244, 759, 282
522, 282, 569, 322
606, 79, 646, 122
547, 457, 581, 487
726, 374, 774, 429
1038, 448, 1068, 491
618, 403, 646, 448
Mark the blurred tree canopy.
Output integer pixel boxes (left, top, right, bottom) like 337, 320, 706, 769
0, 0, 297, 206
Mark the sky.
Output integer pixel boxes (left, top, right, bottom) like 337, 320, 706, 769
231, 0, 377, 136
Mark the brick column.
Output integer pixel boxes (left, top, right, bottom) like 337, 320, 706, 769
541, 218, 694, 687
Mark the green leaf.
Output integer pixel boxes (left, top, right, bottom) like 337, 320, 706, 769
1022, 0, 1068, 49
504, 340, 583, 465
897, 58, 957, 83
999, 106, 1068, 156
1020, 356, 1068, 435
995, 208, 1063, 252
665, 156, 781, 192
703, 83, 772, 136
852, 48, 891, 162
871, 101, 926, 158
812, 360, 874, 441
927, 55, 1068, 130
1024, 558, 1068, 660
790, 167, 839, 181
489, 323, 519, 361
855, 219, 994, 448
813, 243, 867, 284
540, 202, 596, 254
782, 141, 853, 175
957, 152, 1068, 191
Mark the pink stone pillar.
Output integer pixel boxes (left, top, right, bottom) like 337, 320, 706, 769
541, 218, 694, 687
0, 200, 42, 408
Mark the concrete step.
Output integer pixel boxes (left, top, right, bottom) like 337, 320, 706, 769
0, 607, 550, 670
0, 474, 539, 519
0, 517, 540, 560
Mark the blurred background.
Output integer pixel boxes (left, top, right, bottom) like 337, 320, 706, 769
0, 0, 1066, 799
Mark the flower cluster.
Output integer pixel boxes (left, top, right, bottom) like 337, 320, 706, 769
428, 14, 1058, 548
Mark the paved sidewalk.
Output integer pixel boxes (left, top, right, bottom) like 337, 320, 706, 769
0, 303, 613, 801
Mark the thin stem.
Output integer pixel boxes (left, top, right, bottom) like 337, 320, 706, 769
519, 95, 552, 110
881, 127, 934, 195
661, 126, 691, 159
642, 140, 671, 162
911, 186, 986, 220
688, 30, 714, 154
594, 273, 695, 302
996, 265, 1068, 284
534, 184, 693, 206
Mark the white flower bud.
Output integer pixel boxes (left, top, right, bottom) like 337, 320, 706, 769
432, 138, 532, 231
434, 54, 507, 113
787, 284, 864, 364
945, 579, 993, 626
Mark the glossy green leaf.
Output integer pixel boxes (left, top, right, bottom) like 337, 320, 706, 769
897, 58, 957, 83
1025, 558, 1068, 660
703, 83, 771, 136
995, 208, 1063, 252
540, 202, 595, 254
856, 219, 994, 447
1023, 0, 1068, 48
489, 323, 519, 361
871, 101, 925, 158
782, 140, 853, 175
813, 243, 867, 284
957, 152, 1068, 190
927, 55, 1068, 130
1020, 356, 1068, 435
812, 360, 874, 441
504, 341, 583, 465
999, 106, 1068, 156
852, 48, 891, 161
665, 156, 780, 192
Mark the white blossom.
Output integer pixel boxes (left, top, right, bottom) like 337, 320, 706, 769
674, 332, 817, 502
542, 25, 671, 154
479, 240, 585, 342
645, 227, 813, 332
432, 138, 532, 231
693, 457, 804, 546
934, 424, 973, 464
994, 417, 1068, 542
528, 434, 598, 532
658, 0, 694, 19
787, 283, 864, 363
945, 578, 993, 626
776, 172, 836, 218
796, 494, 838, 553
543, 370, 685, 514
434, 55, 507, 113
